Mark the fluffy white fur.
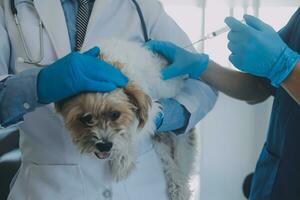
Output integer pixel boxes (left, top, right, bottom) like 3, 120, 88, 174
96, 39, 184, 99
89, 39, 200, 200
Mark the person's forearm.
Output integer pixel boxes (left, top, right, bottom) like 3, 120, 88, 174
282, 61, 300, 104
201, 60, 271, 103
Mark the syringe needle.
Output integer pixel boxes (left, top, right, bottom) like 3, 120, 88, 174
183, 37, 208, 49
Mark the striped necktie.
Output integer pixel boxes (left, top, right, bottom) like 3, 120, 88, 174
75, 0, 90, 51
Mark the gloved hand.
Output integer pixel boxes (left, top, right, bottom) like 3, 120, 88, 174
225, 15, 300, 87
146, 40, 209, 80
37, 47, 128, 104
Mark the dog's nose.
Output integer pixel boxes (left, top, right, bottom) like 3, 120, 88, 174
96, 141, 113, 152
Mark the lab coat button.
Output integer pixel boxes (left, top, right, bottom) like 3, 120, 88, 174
23, 102, 30, 110
102, 189, 112, 198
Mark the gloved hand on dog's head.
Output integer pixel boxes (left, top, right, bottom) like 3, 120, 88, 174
37, 47, 128, 104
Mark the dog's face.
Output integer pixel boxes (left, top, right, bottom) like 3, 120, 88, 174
56, 82, 151, 159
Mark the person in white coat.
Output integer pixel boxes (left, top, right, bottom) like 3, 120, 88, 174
0, 0, 217, 199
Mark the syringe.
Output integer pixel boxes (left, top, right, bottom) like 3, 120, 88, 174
184, 19, 245, 49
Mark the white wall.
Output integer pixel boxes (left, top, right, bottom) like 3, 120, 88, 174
199, 96, 273, 200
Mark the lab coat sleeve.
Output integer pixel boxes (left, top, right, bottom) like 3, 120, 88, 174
140, 0, 218, 134
0, 4, 10, 78
0, 6, 41, 128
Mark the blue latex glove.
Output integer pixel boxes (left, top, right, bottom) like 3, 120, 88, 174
154, 110, 164, 130
37, 47, 128, 104
146, 40, 209, 80
154, 98, 191, 134
225, 15, 300, 87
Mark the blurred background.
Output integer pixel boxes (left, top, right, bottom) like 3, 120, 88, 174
1, 0, 300, 200
159, 0, 299, 199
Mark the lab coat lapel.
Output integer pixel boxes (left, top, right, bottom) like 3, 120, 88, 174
82, 0, 109, 50
34, 0, 71, 58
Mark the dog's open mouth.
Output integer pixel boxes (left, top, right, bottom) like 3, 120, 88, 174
95, 151, 111, 159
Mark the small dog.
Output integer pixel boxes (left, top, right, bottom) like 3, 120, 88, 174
56, 40, 200, 200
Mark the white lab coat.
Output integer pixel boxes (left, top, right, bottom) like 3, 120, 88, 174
0, 0, 217, 199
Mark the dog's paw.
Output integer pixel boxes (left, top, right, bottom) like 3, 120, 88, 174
110, 155, 135, 182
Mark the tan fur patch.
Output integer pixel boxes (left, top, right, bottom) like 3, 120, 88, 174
124, 82, 152, 129
100, 53, 125, 70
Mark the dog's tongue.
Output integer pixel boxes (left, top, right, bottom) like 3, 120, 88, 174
95, 152, 110, 159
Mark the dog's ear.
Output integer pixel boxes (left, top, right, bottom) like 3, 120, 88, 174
124, 82, 152, 129
54, 101, 65, 113
54, 97, 73, 114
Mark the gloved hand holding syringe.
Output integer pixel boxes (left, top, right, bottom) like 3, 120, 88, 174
184, 19, 245, 49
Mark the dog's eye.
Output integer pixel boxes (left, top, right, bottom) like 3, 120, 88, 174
79, 113, 95, 126
108, 111, 121, 121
